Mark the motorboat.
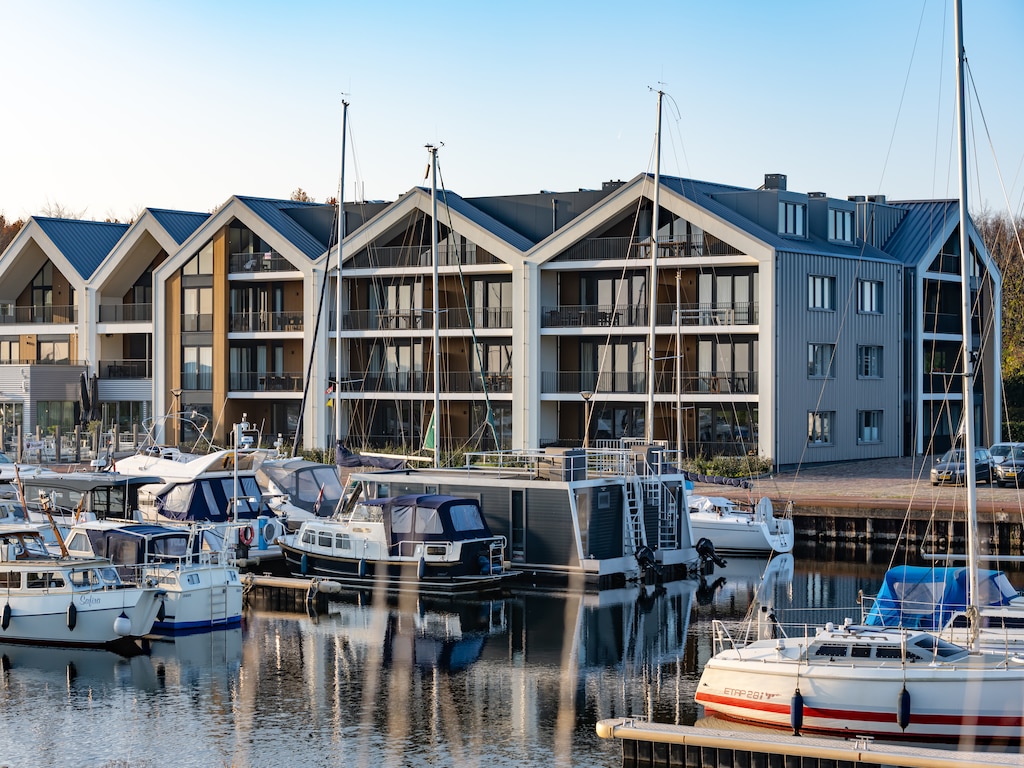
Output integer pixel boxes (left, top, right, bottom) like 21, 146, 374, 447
16, 471, 164, 526
256, 456, 345, 526
278, 494, 513, 594
62, 520, 243, 637
0, 524, 165, 655
687, 495, 793, 554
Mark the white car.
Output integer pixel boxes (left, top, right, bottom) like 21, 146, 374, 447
989, 442, 1022, 465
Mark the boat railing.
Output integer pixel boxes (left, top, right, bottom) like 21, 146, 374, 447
462, 446, 689, 482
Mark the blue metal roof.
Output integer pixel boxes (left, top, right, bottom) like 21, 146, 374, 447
417, 188, 535, 253
148, 208, 210, 245
34, 218, 129, 279
875, 200, 958, 266
661, 175, 898, 263
235, 197, 333, 260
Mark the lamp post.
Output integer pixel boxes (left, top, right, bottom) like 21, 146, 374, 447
580, 390, 594, 449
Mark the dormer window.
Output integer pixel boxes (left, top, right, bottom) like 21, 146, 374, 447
779, 201, 806, 236
828, 208, 854, 243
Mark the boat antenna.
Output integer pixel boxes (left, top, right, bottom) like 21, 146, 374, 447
953, 0, 981, 652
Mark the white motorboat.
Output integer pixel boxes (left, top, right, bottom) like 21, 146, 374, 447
62, 520, 243, 637
687, 495, 793, 554
278, 494, 513, 594
0, 525, 165, 655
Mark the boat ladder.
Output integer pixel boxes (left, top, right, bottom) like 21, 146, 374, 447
624, 478, 649, 554
657, 484, 679, 550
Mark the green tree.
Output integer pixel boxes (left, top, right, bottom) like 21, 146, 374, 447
290, 188, 315, 203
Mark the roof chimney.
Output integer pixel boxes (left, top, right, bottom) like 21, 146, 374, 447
764, 173, 787, 191
868, 194, 886, 204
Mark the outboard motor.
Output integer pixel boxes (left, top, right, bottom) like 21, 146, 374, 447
634, 545, 662, 584
696, 537, 727, 572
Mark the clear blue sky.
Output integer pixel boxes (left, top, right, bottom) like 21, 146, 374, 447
3, 0, 1023, 223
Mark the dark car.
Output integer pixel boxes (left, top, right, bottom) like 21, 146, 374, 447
930, 447, 993, 486
994, 445, 1024, 487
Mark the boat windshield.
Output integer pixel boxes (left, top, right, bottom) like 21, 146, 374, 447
908, 634, 969, 660
449, 503, 485, 532
350, 503, 384, 522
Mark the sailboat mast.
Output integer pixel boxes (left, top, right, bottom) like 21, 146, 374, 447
646, 90, 663, 444
953, 0, 981, 649
428, 144, 441, 469
335, 99, 348, 454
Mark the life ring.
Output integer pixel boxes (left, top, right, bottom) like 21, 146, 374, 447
261, 519, 282, 545
239, 525, 255, 546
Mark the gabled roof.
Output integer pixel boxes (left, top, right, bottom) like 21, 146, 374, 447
421, 188, 535, 253
877, 200, 959, 266
147, 208, 210, 245
33, 218, 129, 279
235, 197, 334, 259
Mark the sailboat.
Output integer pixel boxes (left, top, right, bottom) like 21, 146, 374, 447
694, 0, 1024, 742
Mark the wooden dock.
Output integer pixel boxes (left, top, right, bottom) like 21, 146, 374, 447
596, 719, 1024, 768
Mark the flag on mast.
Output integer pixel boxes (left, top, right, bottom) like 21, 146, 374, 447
313, 484, 325, 515
422, 410, 436, 452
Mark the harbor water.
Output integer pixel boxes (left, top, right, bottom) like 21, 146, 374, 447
0, 545, 986, 767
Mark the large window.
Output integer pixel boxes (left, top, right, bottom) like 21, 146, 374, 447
858, 410, 882, 444
183, 242, 213, 276
808, 411, 833, 445
182, 287, 213, 332
808, 275, 836, 310
808, 343, 835, 378
37, 401, 75, 432
857, 345, 883, 378
779, 202, 806, 236
37, 337, 70, 364
828, 208, 854, 243
858, 280, 883, 314
0, 338, 19, 363
470, 277, 512, 328
182, 346, 212, 390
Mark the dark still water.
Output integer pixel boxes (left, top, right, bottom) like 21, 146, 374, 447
0, 549, 903, 768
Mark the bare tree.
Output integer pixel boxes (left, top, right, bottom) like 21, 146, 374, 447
290, 188, 315, 203
0, 213, 24, 253
39, 199, 86, 219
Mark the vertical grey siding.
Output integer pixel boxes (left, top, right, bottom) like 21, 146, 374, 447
775, 252, 903, 467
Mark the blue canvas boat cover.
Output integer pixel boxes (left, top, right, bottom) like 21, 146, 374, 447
864, 565, 1018, 629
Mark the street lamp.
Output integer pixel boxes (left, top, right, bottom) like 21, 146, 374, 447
580, 390, 594, 449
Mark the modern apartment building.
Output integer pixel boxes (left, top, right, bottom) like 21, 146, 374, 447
0, 172, 1000, 468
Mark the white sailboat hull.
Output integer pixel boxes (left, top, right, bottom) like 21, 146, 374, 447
688, 496, 793, 554
696, 632, 1024, 742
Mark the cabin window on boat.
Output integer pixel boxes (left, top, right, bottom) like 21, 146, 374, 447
448, 504, 485, 532
69, 569, 100, 589
26, 572, 64, 590
98, 567, 120, 585
814, 644, 848, 657
910, 634, 968, 660
65, 533, 91, 553
0, 571, 20, 588
392, 506, 414, 533
302, 530, 316, 545
335, 534, 351, 551
415, 507, 444, 535
317, 532, 332, 547
875, 646, 917, 660
151, 536, 190, 559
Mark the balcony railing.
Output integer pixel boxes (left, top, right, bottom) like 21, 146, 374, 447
339, 307, 512, 331
0, 358, 85, 366
98, 303, 152, 322
229, 311, 304, 332
347, 244, 501, 269
542, 370, 757, 394
228, 252, 296, 273
555, 234, 742, 262
229, 371, 305, 392
0, 304, 77, 324
541, 302, 758, 328
100, 359, 152, 378
181, 372, 213, 390
181, 314, 214, 332
332, 371, 513, 394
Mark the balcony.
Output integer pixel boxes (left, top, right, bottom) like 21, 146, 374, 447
555, 234, 742, 262
230, 371, 305, 392
228, 252, 296, 273
98, 303, 152, 322
100, 359, 152, 378
541, 302, 758, 328
542, 370, 757, 394
347, 244, 501, 269
331, 371, 512, 394
0, 304, 77, 324
229, 311, 304, 333
339, 307, 511, 331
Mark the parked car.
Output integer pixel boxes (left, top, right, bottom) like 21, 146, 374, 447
989, 441, 1021, 465
994, 445, 1024, 487
930, 447, 994, 486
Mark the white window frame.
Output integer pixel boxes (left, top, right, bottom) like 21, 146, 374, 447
808, 275, 836, 311
857, 345, 883, 378
857, 279, 883, 314
808, 343, 836, 379
858, 410, 882, 444
808, 411, 833, 445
